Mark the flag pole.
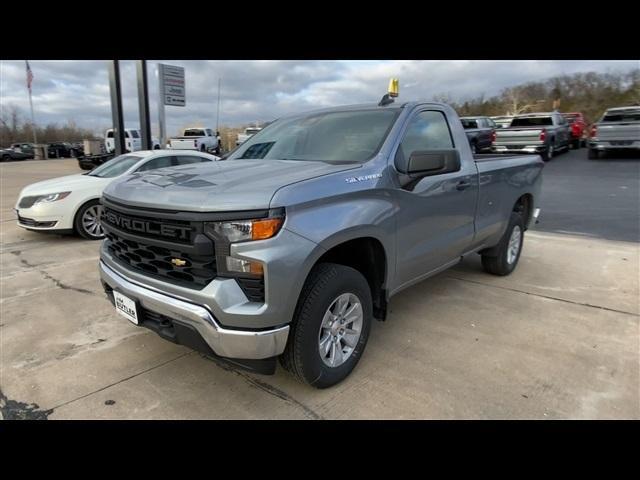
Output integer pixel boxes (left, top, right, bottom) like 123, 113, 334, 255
26, 61, 38, 145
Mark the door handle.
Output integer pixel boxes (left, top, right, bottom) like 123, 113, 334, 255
456, 180, 472, 191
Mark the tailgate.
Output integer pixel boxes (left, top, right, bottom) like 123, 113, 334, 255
494, 128, 543, 145
170, 138, 198, 149
596, 123, 640, 142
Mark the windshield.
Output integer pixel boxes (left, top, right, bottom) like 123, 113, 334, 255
184, 129, 205, 136
602, 110, 640, 122
461, 119, 479, 129
88, 155, 142, 178
227, 109, 399, 163
511, 117, 553, 127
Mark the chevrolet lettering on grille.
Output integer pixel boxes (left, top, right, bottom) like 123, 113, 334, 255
104, 210, 191, 241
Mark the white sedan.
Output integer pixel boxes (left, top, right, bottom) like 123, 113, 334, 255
15, 150, 220, 240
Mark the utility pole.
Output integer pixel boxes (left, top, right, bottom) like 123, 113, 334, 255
25, 61, 38, 145
108, 61, 126, 156
136, 60, 152, 150
157, 64, 166, 148
216, 77, 221, 132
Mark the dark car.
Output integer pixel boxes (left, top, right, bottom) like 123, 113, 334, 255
10, 143, 35, 158
460, 116, 496, 153
1, 148, 32, 161
78, 153, 115, 170
48, 142, 82, 158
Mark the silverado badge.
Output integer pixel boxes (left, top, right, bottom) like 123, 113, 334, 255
171, 258, 187, 267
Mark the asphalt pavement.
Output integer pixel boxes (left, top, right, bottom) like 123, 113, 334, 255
533, 147, 640, 242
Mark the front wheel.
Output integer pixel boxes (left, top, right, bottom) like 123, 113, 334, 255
481, 212, 524, 276
280, 263, 372, 388
74, 200, 105, 240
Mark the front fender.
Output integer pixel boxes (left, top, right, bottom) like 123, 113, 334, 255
284, 191, 397, 291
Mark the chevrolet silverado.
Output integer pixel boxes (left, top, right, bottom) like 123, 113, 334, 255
99, 98, 544, 388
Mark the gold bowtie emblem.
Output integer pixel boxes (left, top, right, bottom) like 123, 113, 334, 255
171, 258, 187, 267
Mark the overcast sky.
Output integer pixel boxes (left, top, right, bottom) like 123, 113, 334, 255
1, 60, 638, 137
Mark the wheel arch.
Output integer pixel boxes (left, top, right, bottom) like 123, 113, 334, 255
302, 232, 390, 321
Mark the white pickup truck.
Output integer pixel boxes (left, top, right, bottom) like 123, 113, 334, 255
169, 128, 220, 154
105, 129, 160, 153
236, 127, 263, 146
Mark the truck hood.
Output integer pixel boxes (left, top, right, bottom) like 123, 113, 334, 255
103, 159, 360, 211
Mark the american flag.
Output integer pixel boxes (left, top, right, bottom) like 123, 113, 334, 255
26, 61, 34, 94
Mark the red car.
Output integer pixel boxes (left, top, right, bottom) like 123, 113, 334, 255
561, 112, 587, 149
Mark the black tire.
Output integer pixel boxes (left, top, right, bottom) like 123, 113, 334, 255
588, 148, 600, 160
74, 200, 105, 240
200, 144, 206, 152
541, 142, 554, 161
153, 144, 160, 150
470, 142, 478, 154
2, 154, 10, 162
481, 212, 525, 276
280, 263, 373, 389
572, 139, 581, 149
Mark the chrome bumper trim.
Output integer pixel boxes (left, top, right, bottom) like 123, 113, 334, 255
100, 261, 289, 359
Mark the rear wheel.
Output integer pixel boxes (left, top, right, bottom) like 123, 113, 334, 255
200, 144, 206, 152
588, 148, 600, 160
470, 142, 478, 154
572, 138, 581, 149
541, 143, 554, 161
280, 263, 372, 388
74, 200, 105, 240
481, 212, 524, 276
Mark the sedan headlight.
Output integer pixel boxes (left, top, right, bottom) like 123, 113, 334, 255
33, 191, 71, 206
204, 216, 284, 243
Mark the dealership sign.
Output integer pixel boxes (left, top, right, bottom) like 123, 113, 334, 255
159, 64, 185, 106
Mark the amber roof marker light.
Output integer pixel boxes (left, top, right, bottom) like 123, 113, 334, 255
378, 78, 399, 107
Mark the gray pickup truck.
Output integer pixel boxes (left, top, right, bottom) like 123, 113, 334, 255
460, 116, 497, 153
588, 106, 640, 159
98, 100, 543, 388
493, 112, 570, 161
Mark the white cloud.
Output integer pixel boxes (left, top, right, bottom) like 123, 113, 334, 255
1, 59, 638, 139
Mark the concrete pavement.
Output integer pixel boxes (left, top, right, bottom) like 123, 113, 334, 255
0, 158, 638, 419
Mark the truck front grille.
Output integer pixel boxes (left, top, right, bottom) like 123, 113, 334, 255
105, 230, 217, 288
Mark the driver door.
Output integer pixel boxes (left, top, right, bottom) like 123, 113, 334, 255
393, 109, 478, 289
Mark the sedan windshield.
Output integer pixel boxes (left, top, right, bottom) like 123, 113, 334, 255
88, 155, 142, 178
226, 109, 400, 163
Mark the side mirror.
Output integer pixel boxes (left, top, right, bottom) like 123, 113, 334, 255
396, 147, 461, 178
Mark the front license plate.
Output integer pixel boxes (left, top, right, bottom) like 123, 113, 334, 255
114, 291, 138, 325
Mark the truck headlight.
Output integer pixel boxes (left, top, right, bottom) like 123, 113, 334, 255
33, 191, 71, 206
204, 216, 284, 243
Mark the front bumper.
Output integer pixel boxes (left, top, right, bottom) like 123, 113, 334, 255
15, 207, 66, 231
100, 260, 289, 360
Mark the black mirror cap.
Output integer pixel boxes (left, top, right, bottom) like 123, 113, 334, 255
396, 148, 461, 178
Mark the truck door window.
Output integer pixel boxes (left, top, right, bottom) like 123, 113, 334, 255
131, 130, 140, 138
401, 111, 454, 156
